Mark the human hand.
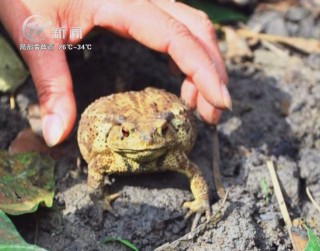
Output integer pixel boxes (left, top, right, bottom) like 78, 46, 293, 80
0, 0, 230, 146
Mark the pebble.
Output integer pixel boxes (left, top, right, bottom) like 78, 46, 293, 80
266, 16, 288, 36
299, 148, 320, 184
248, 11, 282, 31
313, 20, 320, 39
277, 96, 291, 117
248, 6, 319, 39
16, 94, 30, 112
306, 53, 320, 70
260, 212, 279, 222
285, 21, 300, 36
0, 95, 9, 104
298, 15, 314, 38
311, 83, 320, 99
285, 7, 310, 22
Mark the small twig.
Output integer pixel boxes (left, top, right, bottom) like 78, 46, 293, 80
208, 188, 229, 222
266, 160, 297, 251
260, 40, 288, 57
236, 28, 320, 54
9, 94, 15, 110
212, 125, 225, 198
306, 186, 320, 214
191, 213, 201, 231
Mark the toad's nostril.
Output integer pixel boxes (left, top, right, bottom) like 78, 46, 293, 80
141, 134, 153, 145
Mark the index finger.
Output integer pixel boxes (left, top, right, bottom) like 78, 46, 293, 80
151, 0, 228, 85
92, 0, 231, 110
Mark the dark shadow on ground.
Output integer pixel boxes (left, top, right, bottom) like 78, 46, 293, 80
218, 66, 299, 181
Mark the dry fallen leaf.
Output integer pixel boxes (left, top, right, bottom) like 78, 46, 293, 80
291, 226, 308, 251
9, 128, 50, 155
9, 127, 78, 160
223, 26, 253, 61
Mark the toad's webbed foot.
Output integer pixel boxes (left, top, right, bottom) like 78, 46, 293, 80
101, 192, 121, 217
89, 191, 121, 228
183, 199, 211, 230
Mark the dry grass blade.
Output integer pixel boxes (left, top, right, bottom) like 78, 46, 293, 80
266, 160, 297, 251
212, 126, 225, 198
10, 94, 15, 110
306, 186, 320, 214
236, 29, 320, 54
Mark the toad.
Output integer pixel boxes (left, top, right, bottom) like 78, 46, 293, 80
78, 88, 211, 220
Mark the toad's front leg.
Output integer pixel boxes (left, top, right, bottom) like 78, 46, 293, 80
87, 154, 111, 200
161, 151, 211, 221
87, 154, 123, 218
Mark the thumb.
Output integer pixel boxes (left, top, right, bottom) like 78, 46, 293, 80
0, 2, 76, 146
24, 49, 76, 146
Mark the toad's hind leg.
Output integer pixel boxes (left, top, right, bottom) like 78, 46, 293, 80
161, 151, 211, 224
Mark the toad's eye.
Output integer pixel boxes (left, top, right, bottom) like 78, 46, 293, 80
122, 128, 129, 137
161, 123, 168, 135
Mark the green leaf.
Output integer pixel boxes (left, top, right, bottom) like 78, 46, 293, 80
0, 35, 29, 93
187, 0, 247, 23
0, 210, 48, 250
0, 151, 55, 215
304, 225, 320, 251
101, 237, 139, 251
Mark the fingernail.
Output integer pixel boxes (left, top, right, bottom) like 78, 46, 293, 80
42, 114, 64, 147
221, 84, 232, 111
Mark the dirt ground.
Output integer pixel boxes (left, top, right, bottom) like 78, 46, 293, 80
1, 12, 320, 251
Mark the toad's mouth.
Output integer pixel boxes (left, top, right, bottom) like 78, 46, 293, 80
110, 145, 173, 153
110, 146, 172, 161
